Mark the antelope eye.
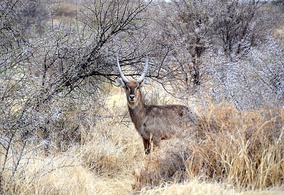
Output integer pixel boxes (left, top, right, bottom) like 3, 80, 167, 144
125, 86, 130, 90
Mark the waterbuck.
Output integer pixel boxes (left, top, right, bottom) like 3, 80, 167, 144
116, 55, 197, 154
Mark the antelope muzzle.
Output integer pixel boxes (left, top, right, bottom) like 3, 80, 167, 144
129, 94, 135, 102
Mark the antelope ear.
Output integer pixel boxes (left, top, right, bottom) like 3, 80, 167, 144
139, 79, 146, 87
115, 78, 125, 88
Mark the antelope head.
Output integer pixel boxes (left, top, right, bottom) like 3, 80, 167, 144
116, 54, 148, 109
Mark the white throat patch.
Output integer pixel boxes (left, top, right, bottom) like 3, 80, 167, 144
128, 101, 138, 109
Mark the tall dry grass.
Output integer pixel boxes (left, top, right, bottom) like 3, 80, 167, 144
1, 101, 283, 194
194, 104, 283, 189
134, 103, 284, 192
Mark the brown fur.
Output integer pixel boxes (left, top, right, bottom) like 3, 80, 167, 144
121, 80, 197, 154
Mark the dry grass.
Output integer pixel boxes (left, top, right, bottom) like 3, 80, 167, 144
1, 101, 283, 194
194, 104, 284, 189
133, 103, 284, 192
142, 179, 284, 195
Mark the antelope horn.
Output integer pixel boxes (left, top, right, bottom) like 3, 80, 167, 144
137, 55, 148, 83
116, 54, 129, 83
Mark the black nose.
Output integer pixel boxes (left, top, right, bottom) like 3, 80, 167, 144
129, 94, 135, 100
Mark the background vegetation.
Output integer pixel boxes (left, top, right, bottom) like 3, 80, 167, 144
0, 0, 283, 194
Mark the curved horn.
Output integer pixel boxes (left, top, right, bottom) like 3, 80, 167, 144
116, 54, 129, 83
137, 55, 148, 83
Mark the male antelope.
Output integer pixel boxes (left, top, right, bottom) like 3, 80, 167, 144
116, 55, 197, 154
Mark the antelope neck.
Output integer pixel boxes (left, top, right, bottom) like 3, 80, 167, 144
128, 98, 146, 130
